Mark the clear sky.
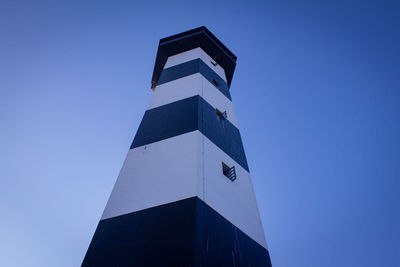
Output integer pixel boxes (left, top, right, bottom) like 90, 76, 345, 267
1, 0, 399, 266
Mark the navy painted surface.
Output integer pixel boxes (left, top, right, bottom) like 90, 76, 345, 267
131, 95, 199, 150
130, 96, 249, 172
151, 26, 237, 89
82, 197, 272, 267
158, 58, 231, 100
194, 197, 272, 267
198, 97, 249, 171
82, 197, 196, 266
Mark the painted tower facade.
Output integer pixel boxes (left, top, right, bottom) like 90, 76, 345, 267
83, 27, 272, 266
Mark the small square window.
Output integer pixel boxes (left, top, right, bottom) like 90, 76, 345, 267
212, 79, 219, 87
216, 108, 227, 119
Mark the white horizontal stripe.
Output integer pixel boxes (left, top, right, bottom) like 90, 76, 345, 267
102, 130, 267, 249
101, 131, 202, 221
164, 47, 227, 82
149, 73, 239, 128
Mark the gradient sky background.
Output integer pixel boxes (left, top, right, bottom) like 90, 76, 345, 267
1, 0, 399, 266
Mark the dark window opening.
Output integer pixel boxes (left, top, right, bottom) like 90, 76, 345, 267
212, 79, 219, 87
216, 108, 227, 119
222, 162, 236, 181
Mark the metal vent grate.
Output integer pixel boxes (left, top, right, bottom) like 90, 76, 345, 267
222, 162, 236, 181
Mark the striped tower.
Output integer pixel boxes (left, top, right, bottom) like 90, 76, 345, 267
83, 27, 272, 266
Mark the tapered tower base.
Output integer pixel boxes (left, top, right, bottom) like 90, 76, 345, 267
83, 197, 272, 267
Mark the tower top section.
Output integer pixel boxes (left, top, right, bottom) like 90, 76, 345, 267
151, 26, 237, 89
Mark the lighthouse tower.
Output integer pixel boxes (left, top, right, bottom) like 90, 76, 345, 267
83, 27, 272, 266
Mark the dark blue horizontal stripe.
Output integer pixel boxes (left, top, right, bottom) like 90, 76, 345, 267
157, 58, 232, 101
83, 197, 272, 267
131, 96, 199, 150
130, 95, 249, 171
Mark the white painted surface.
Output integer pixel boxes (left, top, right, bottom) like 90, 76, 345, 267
149, 74, 201, 110
201, 75, 238, 127
202, 136, 268, 248
102, 131, 203, 220
164, 47, 227, 82
149, 73, 239, 127
102, 129, 267, 249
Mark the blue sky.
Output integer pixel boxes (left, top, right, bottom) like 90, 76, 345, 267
1, 0, 399, 266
